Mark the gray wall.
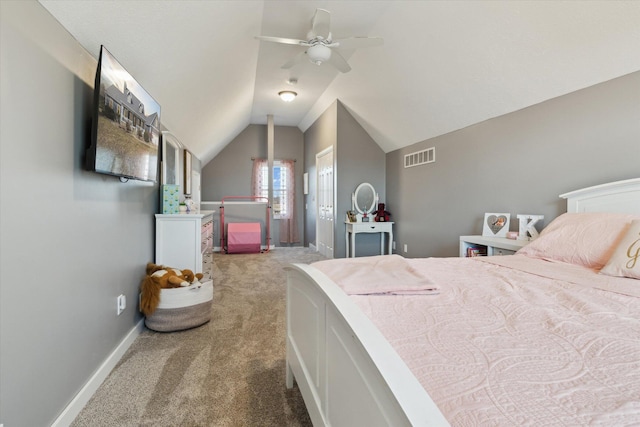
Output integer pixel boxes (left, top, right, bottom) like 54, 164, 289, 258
0, 1, 200, 427
386, 71, 640, 258
0, 2, 159, 425
335, 102, 386, 258
201, 124, 304, 247
303, 102, 337, 248
303, 101, 386, 258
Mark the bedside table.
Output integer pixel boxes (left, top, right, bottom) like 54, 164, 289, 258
459, 235, 529, 257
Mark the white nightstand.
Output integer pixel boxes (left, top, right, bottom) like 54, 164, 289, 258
459, 235, 529, 257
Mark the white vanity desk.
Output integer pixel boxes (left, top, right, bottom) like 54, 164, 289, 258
345, 220, 394, 257
345, 182, 394, 257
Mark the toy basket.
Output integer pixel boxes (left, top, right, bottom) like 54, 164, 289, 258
144, 280, 213, 332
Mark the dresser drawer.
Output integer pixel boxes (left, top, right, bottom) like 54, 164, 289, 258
353, 222, 391, 232
364, 223, 383, 231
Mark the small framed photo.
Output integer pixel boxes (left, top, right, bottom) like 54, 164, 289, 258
482, 213, 510, 237
347, 210, 357, 222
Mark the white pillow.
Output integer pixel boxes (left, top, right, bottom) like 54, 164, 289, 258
600, 220, 640, 279
516, 212, 640, 269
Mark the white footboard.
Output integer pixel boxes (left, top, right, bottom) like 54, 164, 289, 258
285, 263, 449, 427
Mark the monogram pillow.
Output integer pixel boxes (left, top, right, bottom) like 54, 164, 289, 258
517, 212, 639, 269
600, 219, 640, 279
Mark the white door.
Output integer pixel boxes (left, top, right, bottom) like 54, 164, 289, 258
316, 148, 334, 258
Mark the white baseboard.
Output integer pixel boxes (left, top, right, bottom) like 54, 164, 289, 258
52, 319, 145, 426
309, 243, 317, 252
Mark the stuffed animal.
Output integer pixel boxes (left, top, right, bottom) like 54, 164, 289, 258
140, 262, 204, 316
374, 203, 391, 222
182, 269, 203, 285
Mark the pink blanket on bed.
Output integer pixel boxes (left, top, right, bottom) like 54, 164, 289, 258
325, 255, 640, 426
312, 255, 439, 295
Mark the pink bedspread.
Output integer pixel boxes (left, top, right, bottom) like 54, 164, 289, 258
332, 255, 640, 426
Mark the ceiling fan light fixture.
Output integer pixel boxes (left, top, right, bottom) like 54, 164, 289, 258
278, 91, 297, 102
307, 44, 331, 65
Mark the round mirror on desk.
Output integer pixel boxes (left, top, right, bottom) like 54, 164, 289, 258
352, 182, 378, 217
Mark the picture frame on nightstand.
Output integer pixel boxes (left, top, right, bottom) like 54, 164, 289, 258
482, 212, 510, 238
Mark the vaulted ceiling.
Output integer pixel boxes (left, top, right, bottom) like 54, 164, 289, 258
39, 1, 640, 165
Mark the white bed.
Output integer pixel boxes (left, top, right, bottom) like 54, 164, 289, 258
285, 178, 640, 426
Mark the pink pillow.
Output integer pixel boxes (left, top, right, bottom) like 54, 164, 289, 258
600, 220, 640, 279
516, 212, 640, 269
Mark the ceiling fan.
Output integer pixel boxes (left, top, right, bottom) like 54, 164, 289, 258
255, 8, 383, 73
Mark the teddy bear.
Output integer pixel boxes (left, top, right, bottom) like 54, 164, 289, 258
139, 262, 204, 316
374, 203, 391, 222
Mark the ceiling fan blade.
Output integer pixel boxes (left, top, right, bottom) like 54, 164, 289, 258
281, 51, 307, 70
334, 37, 384, 50
255, 35, 310, 46
327, 50, 351, 73
310, 8, 331, 39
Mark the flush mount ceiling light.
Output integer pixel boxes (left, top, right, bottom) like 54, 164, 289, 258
278, 90, 297, 102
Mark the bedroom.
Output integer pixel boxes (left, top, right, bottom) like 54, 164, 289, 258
1, 1, 639, 426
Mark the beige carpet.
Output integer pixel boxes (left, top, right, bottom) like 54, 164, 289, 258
72, 247, 325, 426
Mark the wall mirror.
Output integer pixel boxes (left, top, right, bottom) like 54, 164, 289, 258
352, 182, 378, 215
184, 150, 192, 195
161, 132, 180, 185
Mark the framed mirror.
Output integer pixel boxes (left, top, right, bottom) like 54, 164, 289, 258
184, 150, 192, 195
161, 132, 180, 185
352, 182, 378, 215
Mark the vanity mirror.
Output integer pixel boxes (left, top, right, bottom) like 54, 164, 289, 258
352, 182, 378, 220
346, 182, 393, 257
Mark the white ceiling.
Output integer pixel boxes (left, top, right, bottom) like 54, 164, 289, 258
39, 1, 640, 165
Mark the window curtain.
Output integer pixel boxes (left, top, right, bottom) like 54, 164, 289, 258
279, 159, 299, 244
251, 158, 299, 245
251, 158, 267, 199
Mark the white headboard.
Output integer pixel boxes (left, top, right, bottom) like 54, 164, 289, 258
560, 178, 640, 214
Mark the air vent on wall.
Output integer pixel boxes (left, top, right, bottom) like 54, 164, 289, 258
404, 147, 435, 168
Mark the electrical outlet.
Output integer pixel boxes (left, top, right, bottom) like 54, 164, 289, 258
403, 244, 408, 253
117, 294, 126, 316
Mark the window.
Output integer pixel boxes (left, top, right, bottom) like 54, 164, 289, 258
254, 160, 293, 218
252, 158, 299, 244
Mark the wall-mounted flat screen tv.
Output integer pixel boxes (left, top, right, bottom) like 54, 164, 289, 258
86, 46, 161, 182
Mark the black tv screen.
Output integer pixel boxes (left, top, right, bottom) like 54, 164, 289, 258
87, 46, 161, 182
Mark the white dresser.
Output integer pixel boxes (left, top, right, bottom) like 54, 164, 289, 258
155, 211, 214, 273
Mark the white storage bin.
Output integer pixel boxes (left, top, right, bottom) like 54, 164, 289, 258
144, 280, 213, 332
